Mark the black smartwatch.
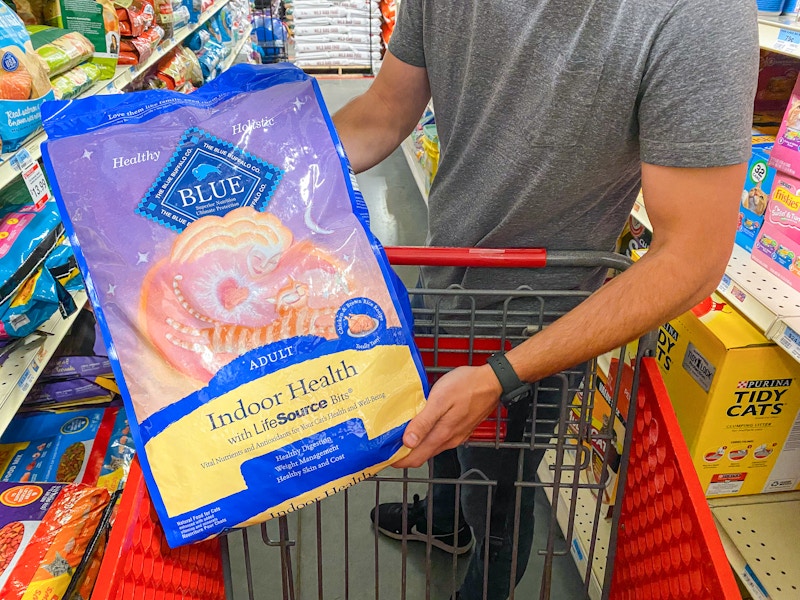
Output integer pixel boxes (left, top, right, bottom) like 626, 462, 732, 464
486, 352, 532, 407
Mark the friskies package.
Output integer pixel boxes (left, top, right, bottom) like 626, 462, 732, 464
41, 64, 427, 547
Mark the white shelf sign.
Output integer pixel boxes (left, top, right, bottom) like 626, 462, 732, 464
775, 28, 800, 55
10, 148, 49, 208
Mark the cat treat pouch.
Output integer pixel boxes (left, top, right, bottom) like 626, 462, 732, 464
41, 64, 427, 547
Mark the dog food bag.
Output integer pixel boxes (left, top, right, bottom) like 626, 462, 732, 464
0, 0, 54, 153
28, 28, 95, 78
43, 0, 120, 78
24, 377, 117, 409
49, 61, 103, 100
0, 253, 77, 341
0, 407, 119, 485
41, 63, 427, 547
0, 482, 111, 600
117, 24, 164, 66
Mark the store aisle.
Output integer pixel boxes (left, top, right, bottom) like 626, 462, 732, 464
224, 76, 586, 600
318, 78, 429, 287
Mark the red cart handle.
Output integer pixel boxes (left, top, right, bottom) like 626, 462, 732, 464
384, 247, 547, 268
383, 247, 632, 271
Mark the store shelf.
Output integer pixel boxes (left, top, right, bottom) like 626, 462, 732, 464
759, 15, 800, 59
101, 0, 232, 93
0, 129, 48, 192
401, 136, 429, 204
629, 196, 800, 360
719, 244, 800, 333
0, 290, 87, 438
216, 25, 254, 76
0, 0, 231, 190
536, 448, 608, 600
709, 492, 800, 600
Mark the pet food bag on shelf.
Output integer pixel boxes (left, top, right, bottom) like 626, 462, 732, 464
28, 28, 95, 78
41, 63, 427, 548
0, 1, 54, 153
0, 407, 119, 485
0, 183, 64, 308
0, 482, 111, 600
43, 0, 120, 78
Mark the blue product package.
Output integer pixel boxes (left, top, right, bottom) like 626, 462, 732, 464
197, 38, 225, 80
0, 407, 118, 484
182, 0, 201, 23
40, 64, 427, 547
0, 191, 64, 306
0, 246, 78, 340
186, 28, 209, 52
0, 1, 56, 153
217, 10, 233, 45
736, 137, 777, 252
96, 406, 136, 492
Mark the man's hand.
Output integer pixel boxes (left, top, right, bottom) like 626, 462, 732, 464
393, 364, 503, 469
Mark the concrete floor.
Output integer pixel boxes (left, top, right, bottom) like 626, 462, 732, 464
223, 77, 587, 600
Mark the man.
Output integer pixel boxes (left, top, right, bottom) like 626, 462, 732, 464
332, 1, 758, 598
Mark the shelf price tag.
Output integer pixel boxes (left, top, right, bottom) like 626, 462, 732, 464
741, 565, 770, 600
776, 324, 800, 363
775, 28, 800, 56
9, 148, 49, 209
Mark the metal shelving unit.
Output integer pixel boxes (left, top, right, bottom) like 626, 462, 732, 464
0, 291, 87, 438
709, 492, 800, 600
536, 449, 609, 600
0, 0, 232, 189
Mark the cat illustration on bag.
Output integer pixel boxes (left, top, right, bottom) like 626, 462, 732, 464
141, 206, 353, 382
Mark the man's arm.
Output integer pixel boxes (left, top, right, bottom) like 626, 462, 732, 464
394, 162, 747, 468
332, 51, 431, 174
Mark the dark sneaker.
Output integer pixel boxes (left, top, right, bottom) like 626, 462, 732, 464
369, 493, 474, 555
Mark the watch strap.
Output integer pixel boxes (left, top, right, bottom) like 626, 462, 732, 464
486, 352, 531, 406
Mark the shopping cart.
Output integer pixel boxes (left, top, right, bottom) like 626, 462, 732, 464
88, 248, 741, 600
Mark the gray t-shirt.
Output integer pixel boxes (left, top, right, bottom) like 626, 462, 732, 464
389, 0, 759, 305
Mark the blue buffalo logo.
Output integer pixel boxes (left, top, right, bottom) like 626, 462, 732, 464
192, 164, 222, 181
2, 51, 19, 73
137, 128, 283, 232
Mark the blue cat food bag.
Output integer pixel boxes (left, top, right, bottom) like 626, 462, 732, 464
41, 64, 427, 547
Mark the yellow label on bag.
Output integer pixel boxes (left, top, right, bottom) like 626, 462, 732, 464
147, 345, 425, 517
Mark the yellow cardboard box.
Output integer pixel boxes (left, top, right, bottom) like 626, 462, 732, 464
656, 293, 800, 497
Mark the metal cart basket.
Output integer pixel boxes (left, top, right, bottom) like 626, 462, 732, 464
89, 248, 741, 600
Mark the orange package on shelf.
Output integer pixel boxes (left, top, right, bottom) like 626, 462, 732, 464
118, 24, 165, 65
116, 0, 156, 38
0, 483, 111, 600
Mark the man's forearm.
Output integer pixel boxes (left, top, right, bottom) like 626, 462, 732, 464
332, 52, 431, 174
505, 162, 745, 384
333, 93, 413, 174
505, 245, 723, 384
